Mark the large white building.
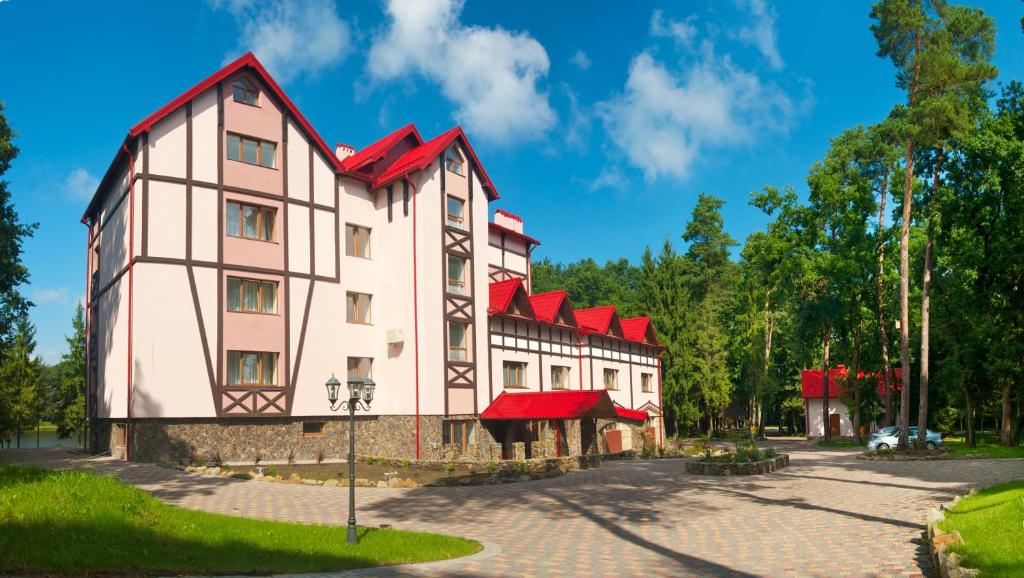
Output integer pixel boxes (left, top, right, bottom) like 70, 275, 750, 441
84, 53, 664, 463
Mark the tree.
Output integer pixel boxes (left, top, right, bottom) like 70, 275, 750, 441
871, 0, 997, 448
0, 316, 41, 447
55, 303, 87, 440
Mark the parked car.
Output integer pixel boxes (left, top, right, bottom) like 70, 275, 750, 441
867, 426, 943, 450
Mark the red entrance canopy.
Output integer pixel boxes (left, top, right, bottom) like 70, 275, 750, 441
613, 403, 649, 423
481, 390, 620, 420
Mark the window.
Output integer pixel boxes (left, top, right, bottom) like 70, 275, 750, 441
347, 356, 372, 380
526, 419, 546, 442
232, 76, 259, 106
503, 361, 526, 389
446, 196, 464, 228
346, 292, 372, 324
227, 277, 278, 314
603, 368, 619, 390
442, 420, 476, 455
447, 255, 466, 295
449, 322, 468, 361
551, 366, 570, 390
227, 351, 278, 386
345, 224, 371, 258
641, 373, 654, 393
444, 145, 465, 176
227, 201, 276, 241
227, 133, 276, 168
302, 421, 325, 437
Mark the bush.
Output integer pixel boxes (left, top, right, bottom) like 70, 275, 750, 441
265, 466, 279, 477
485, 460, 498, 473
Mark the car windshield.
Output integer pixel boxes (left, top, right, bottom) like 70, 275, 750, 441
875, 427, 897, 435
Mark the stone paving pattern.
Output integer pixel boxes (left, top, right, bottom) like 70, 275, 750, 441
5, 441, 1023, 577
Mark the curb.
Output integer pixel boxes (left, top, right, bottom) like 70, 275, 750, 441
927, 490, 980, 578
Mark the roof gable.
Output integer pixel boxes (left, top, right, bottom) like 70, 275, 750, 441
488, 278, 534, 318
621, 316, 659, 345
528, 290, 576, 327
574, 305, 622, 336
339, 123, 424, 174
373, 126, 499, 200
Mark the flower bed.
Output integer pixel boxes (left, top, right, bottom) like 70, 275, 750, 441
685, 454, 789, 475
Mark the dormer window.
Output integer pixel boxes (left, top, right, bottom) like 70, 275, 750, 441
444, 145, 465, 176
232, 76, 259, 106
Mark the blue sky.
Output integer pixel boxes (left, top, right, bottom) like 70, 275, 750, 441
2, 0, 1023, 362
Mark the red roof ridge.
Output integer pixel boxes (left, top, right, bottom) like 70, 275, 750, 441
495, 209, 523, 222
339, 123, 422, 172
527, 290, 573, 325
488, 278, 530, 316
488, 221, 540, 246
371, 126, 499, 200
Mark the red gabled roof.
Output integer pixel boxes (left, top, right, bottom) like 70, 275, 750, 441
614, 403, 650, 423
801, 366, 903, 399
488, 278, 534, 317
528, 290, 573, 325
495, 209, 523, 222
574, 305, 618, 335
489, 221, 541, 246
621, 316, 659, 345
339, 123, 423, 172
372, 126, 499, 200
481, 390, 618, 420
84, 52, 366, 221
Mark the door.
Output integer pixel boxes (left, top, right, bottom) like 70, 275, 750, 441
604, 429, 623, 453
829, 414, 841, 437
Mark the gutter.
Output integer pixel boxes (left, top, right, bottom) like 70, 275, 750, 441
122, 141, 136, 462
406, 175, 421, 460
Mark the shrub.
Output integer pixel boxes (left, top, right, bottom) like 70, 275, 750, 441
485, 460, 498, 473
286, 446, 296, 465
265, 466, 279, 477
315, 448, 326, 465
400, 459, 411, 469
444, 463, 456, 477
252, 451, 262, 466
364, 457, 376, 465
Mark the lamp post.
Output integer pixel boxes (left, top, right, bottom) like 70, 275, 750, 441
326, 374, 375, 545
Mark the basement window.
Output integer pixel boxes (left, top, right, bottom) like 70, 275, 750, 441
302, 421, 326, 437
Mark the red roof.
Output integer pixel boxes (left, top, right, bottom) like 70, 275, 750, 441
372, 126, 499, 200
801, 366, 902, 399
528, 290, 572, 325
488, 278, 532, 316
489, 221, 541, 246
614, 403, 649, 423
339, 123, 422, 172
85, 52, 367, 221
481, 390, 619, 420
495, 208, 523, 222
574, 306, 618, 335
621, 316, 659, 345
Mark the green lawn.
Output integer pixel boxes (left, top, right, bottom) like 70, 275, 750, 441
0, 461, 480, 576
938, 481, 1024, 577
943, 437, 1024, 459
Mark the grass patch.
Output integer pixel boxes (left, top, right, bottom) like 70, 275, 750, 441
0, 461, 480, 576
938, 481, 1024, 577
817, 439, 864, 448
943, 437, 1024, 459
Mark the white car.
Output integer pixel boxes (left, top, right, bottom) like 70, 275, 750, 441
867, 426, 943, 450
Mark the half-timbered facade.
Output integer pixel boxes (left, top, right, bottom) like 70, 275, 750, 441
84, 53, 663, 464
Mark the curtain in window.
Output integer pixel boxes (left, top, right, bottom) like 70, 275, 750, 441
260, 209, 275, 241
227, 351, 240, 385
227, 203, 241, 237
243, 138, 259, 164
261, 353, 276, 385
243, 280, 259, 311
243, 205, 258, 238
261, 282, 276, 314
227, 278, 241, 311
241, 353, 258, 384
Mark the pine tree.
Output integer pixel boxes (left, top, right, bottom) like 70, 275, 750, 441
56, 303, 87, 440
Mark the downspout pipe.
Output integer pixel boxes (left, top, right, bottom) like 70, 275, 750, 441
121, 141, 136, 462
405, 175, 421, 460
657, 350, 664, 448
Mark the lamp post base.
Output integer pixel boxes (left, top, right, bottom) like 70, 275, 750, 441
347, 522, 358, 545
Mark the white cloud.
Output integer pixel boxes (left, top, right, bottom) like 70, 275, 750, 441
569, 49, 591, 71
598, 50, 798, 181
212, 0, 351, 83
586, 167, 627, 193
562, 85, 591, 152
651, 10, 698, 50
367, 0, 556, 144
734, 0, 783, 70
31, 287, 70, 305
65, 168, 99, 202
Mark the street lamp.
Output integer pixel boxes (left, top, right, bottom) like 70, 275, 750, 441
326, 374, 376, 545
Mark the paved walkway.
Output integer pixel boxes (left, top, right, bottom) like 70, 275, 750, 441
4, 442, 1023, 577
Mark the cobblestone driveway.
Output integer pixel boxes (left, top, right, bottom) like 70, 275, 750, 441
5, 442, 1023, 577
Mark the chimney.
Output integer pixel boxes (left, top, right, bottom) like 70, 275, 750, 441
335, 142, 355, 161
494, 209, 524, 234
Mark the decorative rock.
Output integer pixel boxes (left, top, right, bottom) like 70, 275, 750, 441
516, 475, 531, 482
208, 466, 221, 475
355, 478, 371, 487
400, 479, 419, 488
323, 479, 340, 487
384, 471, 400, 482
302, 479, 319, 486
376, 480, 388, 488
387, 477, 401, 488
288, 473, 302, 483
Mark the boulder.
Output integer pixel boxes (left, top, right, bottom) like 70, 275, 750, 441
208, 467, 221, 476
288, 473, 303, 484
323, 479, 340, 487
387, 477, 401, 488
376, 480, 388, 488
355, 478, 371, 487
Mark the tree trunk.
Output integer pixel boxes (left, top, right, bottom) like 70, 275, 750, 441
898, 137, 914, 450
1001, 380, 1012, 446
877, 167, 894, 427
707, 407, 713, 439
965, 393, 976, 448
822, 324, 831, 441
853, 319, 863, 445
918, 160, 939, 449
759, 291, 774, 439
